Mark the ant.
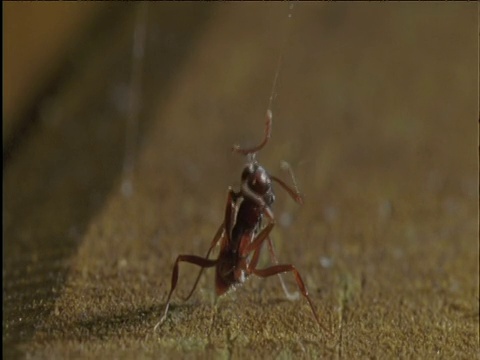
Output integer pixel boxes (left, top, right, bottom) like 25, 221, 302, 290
154, 110, 329, 334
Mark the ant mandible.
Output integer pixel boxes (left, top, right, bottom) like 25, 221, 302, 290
154, 110, 329, 334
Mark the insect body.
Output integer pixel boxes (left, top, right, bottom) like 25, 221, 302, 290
155, 110, 328, 333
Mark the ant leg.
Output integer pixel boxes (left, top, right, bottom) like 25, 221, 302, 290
247, 239, 264, 271
239, 220, 328, 333
238, 184, 300, 300
241, 222, 274, 257
180, 188, 237, 302
180, 224, 224, 302
232, 110, 272, 156
269, 166, 304, 299
252, 264, 330, 335
154, 255, 217, 332
266, 236, 300, 301
224, 187, 239, 240
245, 234, 298, 301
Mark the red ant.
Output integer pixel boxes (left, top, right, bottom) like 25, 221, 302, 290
154, 110, 329, 334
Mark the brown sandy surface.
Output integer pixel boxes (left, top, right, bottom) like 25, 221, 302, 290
4, 3, 478, 359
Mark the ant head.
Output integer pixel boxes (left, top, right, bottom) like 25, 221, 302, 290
241, 162, 275, 206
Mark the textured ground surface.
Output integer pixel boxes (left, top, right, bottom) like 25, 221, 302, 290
4, 3, 478, 359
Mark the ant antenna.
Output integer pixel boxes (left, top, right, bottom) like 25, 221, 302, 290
232, 3, 294, 159
280, 160, 300, 195
232, 109, 272, 157
270, 160, 304, 205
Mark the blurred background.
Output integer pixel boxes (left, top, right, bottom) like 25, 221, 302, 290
4, 2, 107, 149
3, 2, 478, 358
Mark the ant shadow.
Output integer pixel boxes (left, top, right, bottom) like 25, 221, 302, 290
49, 304, 170, 341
